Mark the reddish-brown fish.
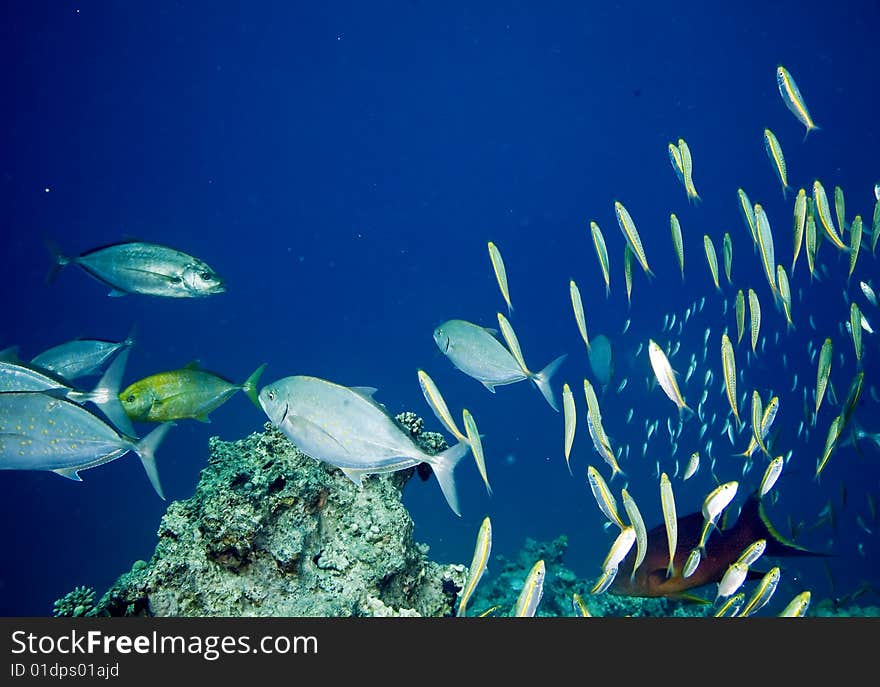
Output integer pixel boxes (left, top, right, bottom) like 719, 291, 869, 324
610, 492, 822, 598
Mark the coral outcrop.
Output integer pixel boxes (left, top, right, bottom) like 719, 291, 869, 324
85, 417, 466, 617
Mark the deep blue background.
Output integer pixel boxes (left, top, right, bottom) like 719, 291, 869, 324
2, 1, 878, 616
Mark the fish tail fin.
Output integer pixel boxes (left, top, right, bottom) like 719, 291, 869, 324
531, 354, 568, 412
665, 561, 675, 579
803, 124, 821, 143
133, 422, 174, 499
605, 283, 610, 299
122, 322, 138, 349
428, 441, 471, 517
89, 346, 136, 438
44, 237, 71, 284
242, 363, 267, 408
679, 403, 696, 423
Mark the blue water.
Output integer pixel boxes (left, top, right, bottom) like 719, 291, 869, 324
2, 1, 878, 616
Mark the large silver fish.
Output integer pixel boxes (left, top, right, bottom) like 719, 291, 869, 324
46, 240, 225, 298
258, 375, 471, 515
30, 325, 136, 380
433, 319, 565, 411
0, 391, 172, 498
0, 347, 135, 437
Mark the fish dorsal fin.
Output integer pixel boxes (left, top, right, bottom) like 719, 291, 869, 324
0, 345, 20, 361
183, 360, 201, 370
350, 386, 378, 399
482, 326, 500, 336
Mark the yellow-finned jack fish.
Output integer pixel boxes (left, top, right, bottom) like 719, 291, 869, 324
670, 213, 685, 280
590, 221, 612, 297
462, 408, 491, 495
514, 560, 545, 617
648, 340, 694, 420
812, 180, 848, 251
704, 235, 721, 292
614, 201, 653, 277
562, 382, 576, 475
660, 472, 678, 579
487, 241, 513, 316
776, 65, 820, 141
569, 279, 591, 352
721, 333, 741, 427
458, 516, 492, 617
763, 128, 791, 198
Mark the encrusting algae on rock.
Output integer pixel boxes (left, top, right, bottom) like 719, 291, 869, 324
82, 416, 467, 617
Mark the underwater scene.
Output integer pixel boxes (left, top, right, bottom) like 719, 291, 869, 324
2, 2, 879, 618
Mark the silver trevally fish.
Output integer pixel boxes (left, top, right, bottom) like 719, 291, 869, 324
258, 375, 471, 516
432, 319, 566, 411
46, 239, 225, 298
0, 391, 172, 498
30, 325, 136, 380
0, 347, 135, 437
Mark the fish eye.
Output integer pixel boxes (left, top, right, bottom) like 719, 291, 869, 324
201, 271, 213, 281
267, 390, 275, 401
126, 395, 135, 403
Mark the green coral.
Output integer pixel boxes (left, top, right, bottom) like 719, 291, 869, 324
52, 586, 96, 617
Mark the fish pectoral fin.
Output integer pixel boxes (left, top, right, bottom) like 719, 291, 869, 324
194, 415, 212, 423
286, 414, 354, 457
52, 467, 83, 482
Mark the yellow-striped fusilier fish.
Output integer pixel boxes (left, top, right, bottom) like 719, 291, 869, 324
514, 560, 545, 617
750, 390, 766, 455
736, 395, 779, 459
759, 456, 785, 498
678, 138, 701, 204
457, 516, 492, 617
735, 289, 746, 345
704, 235, 721, 292
584, 382, 624, 479
614, 201, 653, 277
815, 415, 842, 481
433, 318, 566, 412
815, 337, 833, 415
792, 188, 807, 272
754, 204, 778, 297
850, 302, 863, 363
805, 212, 818, 279
562, 382, 576, 475
723, 232, 733, 284
648, 340, 693, 419
602, 526, 637, 575
697, 481, 739, 553
813, 180, 848, 250
622, 488, 648, 580
569, 279, 591, 352
462, 408, 491, 495
763, 128, 791, 198
778, 591, 811, 617
590, 221, 611, 297
849, 215, 863, 281
739, 566, 781, 617
737, 188, 758, 244
669, 142, 686, 196
587, 464, 627, 529
721, 333, 741, 427
660, 472, 678, 579
834, 186, 845, 238
748, 288, 761, 354
776, 65, 820, 141
572, 592, 592, 617
777, 265, 794, 329
487, 241, 513, 316
121, 362, 266, 423
624, 243, 634, 306
417, 369, 468, 443
670, 214, 685, 280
